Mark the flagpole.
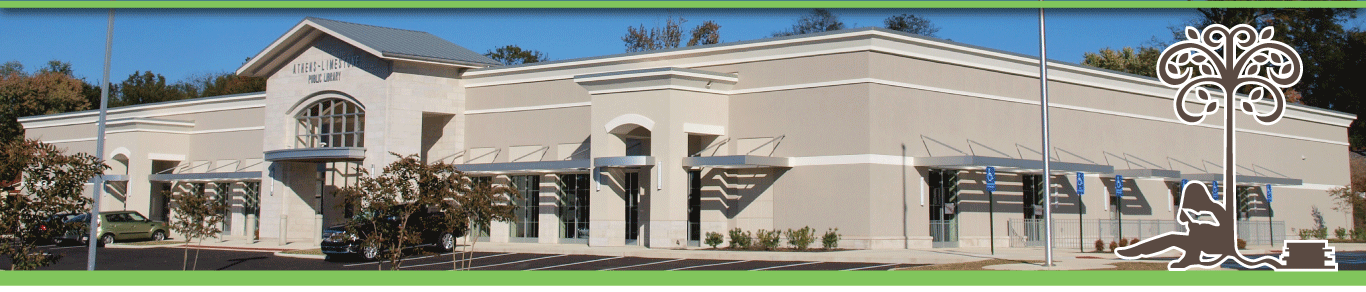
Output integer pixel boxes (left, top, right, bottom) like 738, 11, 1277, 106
1039, 5, 1055, 268
88, 8, 114, 271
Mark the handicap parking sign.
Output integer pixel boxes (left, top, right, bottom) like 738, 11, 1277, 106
985, 167, 996, 192
1076, 172, 1084, 196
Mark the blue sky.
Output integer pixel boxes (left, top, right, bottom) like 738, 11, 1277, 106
2, 8, 1356, 84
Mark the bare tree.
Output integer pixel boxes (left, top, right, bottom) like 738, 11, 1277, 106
169, 183, 226, 270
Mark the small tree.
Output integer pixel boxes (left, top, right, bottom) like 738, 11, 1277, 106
337, 153, 464, 270
451, 175, 519, 270
772, 9, 845, 37
483, 45, 549, 66
0, 140, 102, 270
169, 183, 226, 270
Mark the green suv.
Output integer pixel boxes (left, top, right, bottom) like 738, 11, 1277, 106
56, 211, 170, 246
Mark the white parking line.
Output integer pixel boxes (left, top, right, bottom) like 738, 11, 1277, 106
341, 252, 461, 267
398, 252, 515, 269
602, 258, 682, 271
47, 246, 90, 250
668, 260, 748, 271
465, 254, 566, 270
842, 263, 898, 271
752, 261, 821, 271
527, 256, 624, 270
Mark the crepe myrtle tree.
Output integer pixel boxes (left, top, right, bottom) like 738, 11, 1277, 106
450, 175, 519, 271
336, 153, 476, 270
168, 183, 227, 270
0, 139, 102, 270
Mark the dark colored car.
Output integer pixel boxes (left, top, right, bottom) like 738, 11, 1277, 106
55, 211, 169, 246
31, 213, 78, 244
321, 207, 466, 261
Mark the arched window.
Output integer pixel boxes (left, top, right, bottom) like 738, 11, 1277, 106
296, 98, 364, 148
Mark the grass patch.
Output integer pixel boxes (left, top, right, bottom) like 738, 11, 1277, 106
892, 259, 1041, 271
281, 248, 323, 255
119, 240, 184, 246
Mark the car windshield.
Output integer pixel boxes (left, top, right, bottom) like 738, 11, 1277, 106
65, 214, 89, 223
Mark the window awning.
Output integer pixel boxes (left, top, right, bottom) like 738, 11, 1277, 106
913, 155, 1114, 174
594, 156, 655, 168
682, 155, 791, 169
149, 171, 262, 182
264, 147, 365, 162
1113, 169, 1182, 180
452, 159, 591, 175
1180, 173, 1303, 186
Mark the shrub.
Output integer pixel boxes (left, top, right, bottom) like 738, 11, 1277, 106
1296, 228, 1311, 240
1118, 238, 1129, 248
1315, 228, 1328, 239
1108, 240, 1118, 252
1237, 238, 1247, 249
1334, 227, 1347, 240
821, 228, 841, 249
755, 229, 781, 250
727, 228, 752, 249
1132, 238, 1141, 245
704, 232, 724, 248
1353, 228, 1365, 241
1093, 239, 1105, 252
785, 226, 816, 251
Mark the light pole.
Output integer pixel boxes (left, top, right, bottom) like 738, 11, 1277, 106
1038, 6, 1054, 268
88, 8, 115, 271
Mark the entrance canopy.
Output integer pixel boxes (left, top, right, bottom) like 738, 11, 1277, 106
1113, 169, 1183, 180
149, 171, 262, 182
682, 155, 791, 169
595, 156, 656, 168
264, 147, 365, 162
913, 155, 1113, 174
1181, 173, 1303, 186
452, 159, 591, 175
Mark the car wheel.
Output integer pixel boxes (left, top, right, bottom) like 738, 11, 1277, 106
361, 245, 379, 261
99, 234, 114, 246
150, 230, 167, 241
439, 233, 456, 252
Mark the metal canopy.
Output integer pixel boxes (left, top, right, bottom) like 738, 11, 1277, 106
682, 155, 791, 169
149, 171, 262, 182
913, 155, 1114, 174
452, 159, 591, 174
594, 156, 655, 168
1181, 173, 1303, 186
1112, 169, 1182, 180
264, 147, 365, 162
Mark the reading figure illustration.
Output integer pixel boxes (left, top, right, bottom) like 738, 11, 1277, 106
1113, 24, 1337, 271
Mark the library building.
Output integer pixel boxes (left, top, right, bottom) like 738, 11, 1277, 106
19, 17, 1356, 249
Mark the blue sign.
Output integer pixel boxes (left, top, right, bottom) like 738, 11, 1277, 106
1076, 172, 1084, 196
1212, 181, 1220, 200
1180, 179, 1189, 189
1266, 184, 1273, 203
1115, 175, 1124, 198
985, 167, 996, 192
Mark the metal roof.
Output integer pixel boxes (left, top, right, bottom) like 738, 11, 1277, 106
304, 17, 499, 67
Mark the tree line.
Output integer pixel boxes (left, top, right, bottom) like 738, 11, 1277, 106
0, 60, 266, 145
481, 9, 941, 65
1081, 7, 1366, 151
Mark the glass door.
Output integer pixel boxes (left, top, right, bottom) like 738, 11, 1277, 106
558, 174, 590, 244
624, 172, 640, 245
928, 169, 959, 248
687, 170, 702, 247
510, 175, 540, 242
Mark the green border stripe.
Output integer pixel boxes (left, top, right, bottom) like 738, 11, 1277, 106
3, 1, 1366, 9
0, 271, 1363, 286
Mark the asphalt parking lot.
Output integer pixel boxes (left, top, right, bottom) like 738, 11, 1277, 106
2, 245, 923, 271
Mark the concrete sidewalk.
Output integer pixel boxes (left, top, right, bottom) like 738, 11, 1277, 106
152, 239, 1366, 270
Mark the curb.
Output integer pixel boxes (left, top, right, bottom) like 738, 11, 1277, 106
274, 251, 327, 260
106, 243, 185, 249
